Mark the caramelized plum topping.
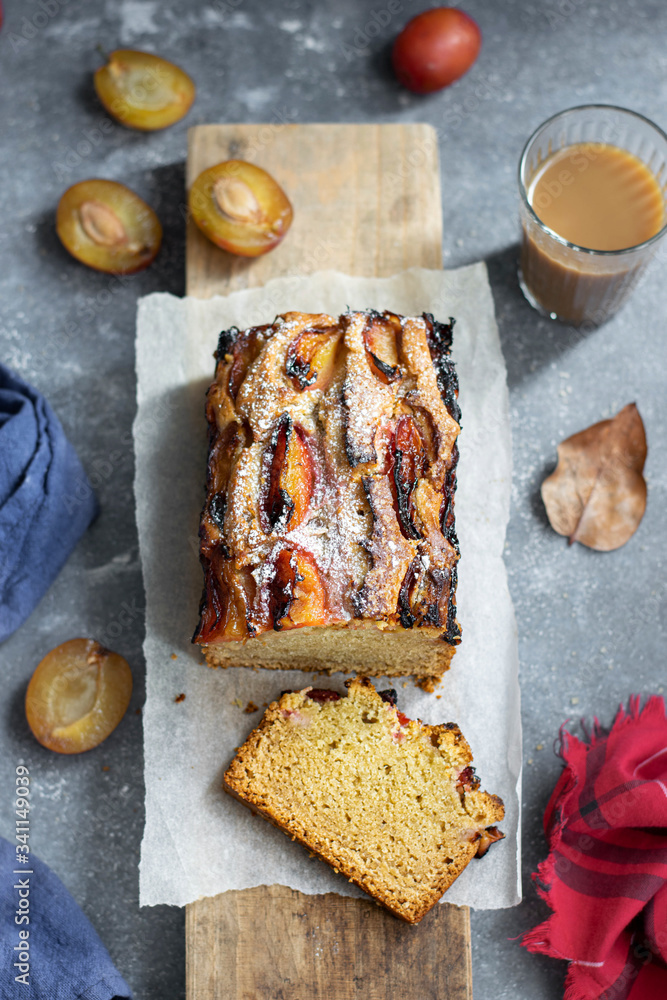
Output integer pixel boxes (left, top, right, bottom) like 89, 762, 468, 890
194, 568, 225, 644
56, 179, 161, 274
391, 415, 429, 539
261, 414, 314, 534
201, 422, 248, 557
94, 49, 195, 131
194, 559, 254, 643
397, 517, 460, 641
189, 160, 293, 258
364, 313, 402, 383
397, 560, 418, 628
207, 421, 246, 496
208, 492, 227, 532
398, 554, 450, 631
25, 639, 132, 755
269, 548, 327, 631
216, 325, 267, 401
441, 444, 459, 549
227, 332, 258, 399
423, 314, 460, 422
285, 327, 341, 391
408, 406, 439, 467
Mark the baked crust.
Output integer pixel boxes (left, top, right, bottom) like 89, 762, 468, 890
194, 310, 461, 681
223, 678, 504, 923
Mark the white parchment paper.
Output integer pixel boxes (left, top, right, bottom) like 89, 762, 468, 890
135, 266, 521, 909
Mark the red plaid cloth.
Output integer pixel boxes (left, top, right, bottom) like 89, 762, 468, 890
522, 696, 667, 1000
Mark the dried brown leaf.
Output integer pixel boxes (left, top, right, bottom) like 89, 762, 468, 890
541, 403, 647, 551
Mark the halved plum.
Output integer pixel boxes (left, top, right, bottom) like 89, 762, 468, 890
25, 638, 132, 755
269, 548, 327, 630
261, 413, 314, 533
94, 49, 195, 131
285, 327, 341, 391
189, 160, 293, 257
56, 179, 162, 274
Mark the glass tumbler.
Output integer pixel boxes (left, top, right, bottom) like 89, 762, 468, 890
518, 105, 667, 327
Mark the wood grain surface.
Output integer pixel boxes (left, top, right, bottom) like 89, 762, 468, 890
185, 122, 471, 1000
186, 886, 472, 1000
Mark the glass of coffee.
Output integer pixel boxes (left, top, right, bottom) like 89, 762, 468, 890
518, 105, 667, 327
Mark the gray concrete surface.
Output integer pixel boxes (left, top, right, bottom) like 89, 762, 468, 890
2, 0, 666, 996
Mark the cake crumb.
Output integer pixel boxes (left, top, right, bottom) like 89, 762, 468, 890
244, 701, 259, 714
571, 697, 580, 706
416, 675, 439, 693
175, 693, 186, 703
232, 698, 243, 708
536, 744, 544, 751
102, 765, 110, 772
171, 653, 178, 660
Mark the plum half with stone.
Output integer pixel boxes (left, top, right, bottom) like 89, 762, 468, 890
56, 179, 162, 274
94, 49, 195, 131
25, 639, 133, 755
189, 160, 293, 257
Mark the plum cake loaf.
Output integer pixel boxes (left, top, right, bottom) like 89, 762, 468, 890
193, 309, 462, 687
223, 678, 504, 923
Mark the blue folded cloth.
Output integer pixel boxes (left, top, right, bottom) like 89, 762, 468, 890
0, 836, 132, 998
0, 365, 98, 643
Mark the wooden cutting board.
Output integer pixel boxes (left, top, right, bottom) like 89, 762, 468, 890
184, 122, 472, 1000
